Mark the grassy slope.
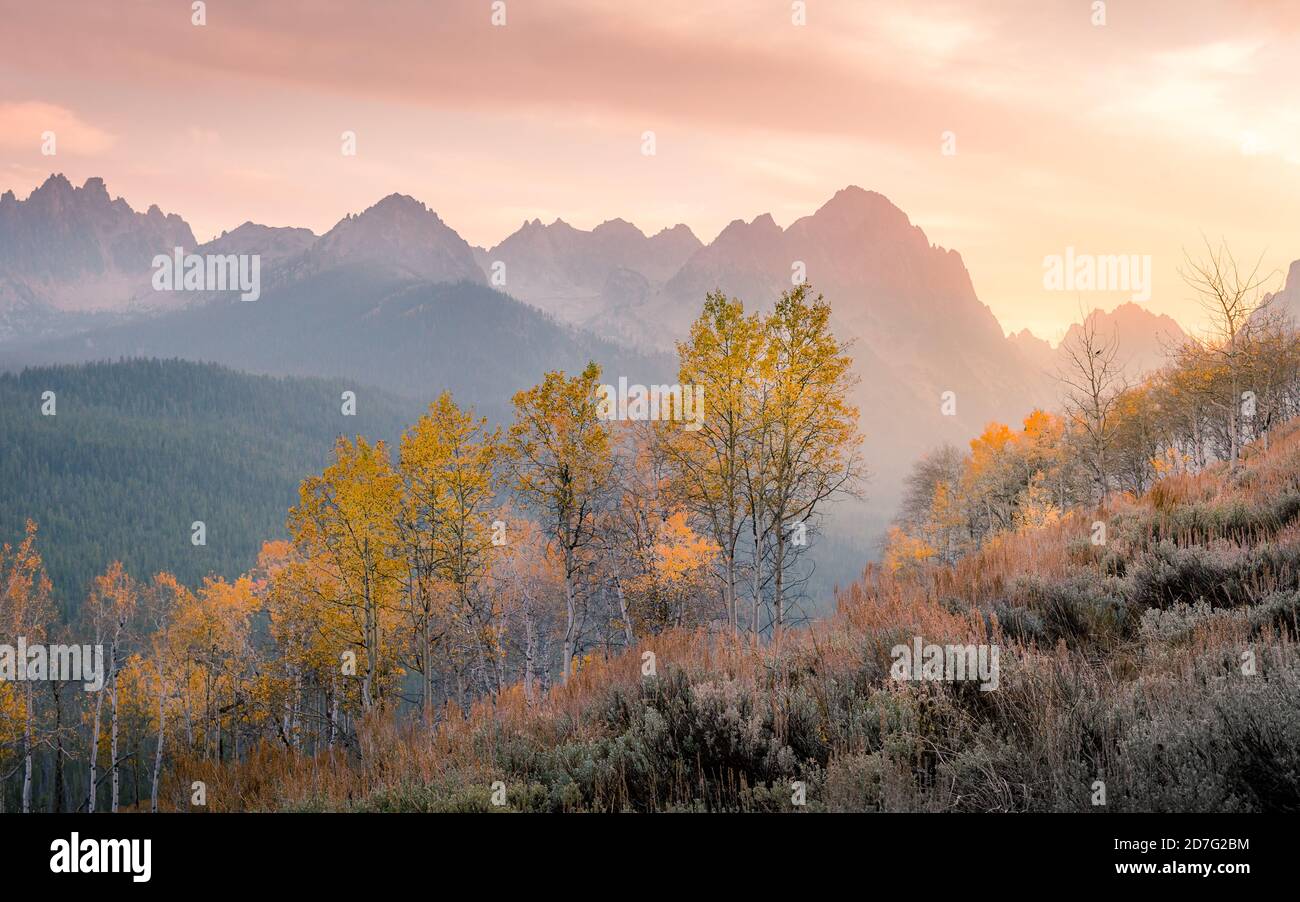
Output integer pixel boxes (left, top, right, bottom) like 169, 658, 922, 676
177, 421, 1300, 812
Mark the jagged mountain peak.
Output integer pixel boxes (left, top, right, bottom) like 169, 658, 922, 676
484, 210, 703, 315
592, 217, 645, 238
0, 173, 197, 314
306, 192, 484, 285
200, 222, 318, 266
819, 183, 892, 210
711, 213, 783, 246
360, 192, 435, 220
1056, 302, 1187, 378
652, 222, 698, 240
1259, 258, 1300, 324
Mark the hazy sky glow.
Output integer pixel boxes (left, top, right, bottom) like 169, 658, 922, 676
2, 0, 1298, 339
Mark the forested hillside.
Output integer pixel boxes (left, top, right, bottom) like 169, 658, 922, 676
0, 359, 417, 607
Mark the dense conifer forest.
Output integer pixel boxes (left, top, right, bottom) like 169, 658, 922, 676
0, 359, 417, 607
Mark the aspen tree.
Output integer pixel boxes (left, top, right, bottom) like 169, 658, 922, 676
669, 292, 765, 635
507, 363, 612, 684
289, 437, 403, 711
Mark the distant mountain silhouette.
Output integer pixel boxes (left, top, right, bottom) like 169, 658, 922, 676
1008, 328, 1057, 375
1057, 303, 1187, 378
1262, 259, 1300, 325
1012, 302, 1188, 387
0, 175, 196, 338
200, 221, 316, 264
2, 183, 670, 418
299, 193, 485, 285
2, 175, 1242, 565
8, 266, 671, 423
478, 217, 700, 331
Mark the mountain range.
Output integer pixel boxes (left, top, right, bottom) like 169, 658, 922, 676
3, 173, 1274, 586
1010, 302, 1188, 382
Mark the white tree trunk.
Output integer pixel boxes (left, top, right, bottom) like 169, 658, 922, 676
110, 675, 121, 812
88, 679, 105, 813
561, 560, 577, 684
150, 680, 167, 813
21, 684, 33, 813
613, 576, 634, 647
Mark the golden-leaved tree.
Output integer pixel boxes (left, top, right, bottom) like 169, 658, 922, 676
507, 363, 613, 684
0, 522, 53, 812
82, 560, 135, 813
289, 437, 403, 713
399, 391, 504, 710
761, 284, 862, 634
669, 291, 765, 634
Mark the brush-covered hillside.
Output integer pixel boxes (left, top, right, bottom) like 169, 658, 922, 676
174, 416, 1300, 812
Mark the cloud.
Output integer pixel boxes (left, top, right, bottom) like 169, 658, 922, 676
0, 101, 116, 154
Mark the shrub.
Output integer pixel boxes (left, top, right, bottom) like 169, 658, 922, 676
1006, 574, 1135, 647
1129, 541, 1300, 610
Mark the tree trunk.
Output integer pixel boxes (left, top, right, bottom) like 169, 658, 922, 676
88, 672, 105, 813
773, 529, 786, 641
362, 565, 377, 711
52, 681, 65, 813
523, 598, 537, 703
751, 527, 763, 642
613, 575, 634, 647
561, 549, 578, 684
423, 627, 435, 726
328, 680, 339, 750
21, 683, 33, 813
724, 553, 737, 636
151, 683, 166, 812
110, 672, 121, 812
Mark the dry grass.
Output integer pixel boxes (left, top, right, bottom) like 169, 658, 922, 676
165, 427, 1300, 812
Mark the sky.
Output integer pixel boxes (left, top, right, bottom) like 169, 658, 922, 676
1, 0, 1298, 340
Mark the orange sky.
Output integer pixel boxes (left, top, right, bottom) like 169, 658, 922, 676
2, 0, 1298, 340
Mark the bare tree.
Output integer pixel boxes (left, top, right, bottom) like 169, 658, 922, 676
1058, 307, 1128, 502
1179, 239, 1278, 465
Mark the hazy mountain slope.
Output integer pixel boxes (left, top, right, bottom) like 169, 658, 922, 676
1057, 303, 1187, 379
1262, 260, 1300, 324
614, 188, 1057, 552
1, 179, 674, 413
1008, 328, 1057, 376
0, 358, 419, 607
199, 221, 317, 264
589, 187, 1053, 432
0, 174, 1216, 580
0, 175, 200, 342
293, 193, 485, 285
483, 217, 701, 329
5, 265, 673, 421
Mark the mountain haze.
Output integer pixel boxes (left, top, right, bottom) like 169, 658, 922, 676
479, 216, 701, 331
2, 174, 1238, 575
